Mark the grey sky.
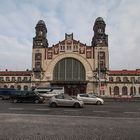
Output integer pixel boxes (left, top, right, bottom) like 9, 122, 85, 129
0, 0, 140, 70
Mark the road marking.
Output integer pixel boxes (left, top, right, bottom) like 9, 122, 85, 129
9, 108, 23, 110
1, 113, 140, 120
93, 111, 109, 113
124, 112, 140, 114
63, 110, 80, 112
35, 108, 50, 111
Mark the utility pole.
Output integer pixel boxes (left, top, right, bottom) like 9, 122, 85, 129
98, 50, 101, 96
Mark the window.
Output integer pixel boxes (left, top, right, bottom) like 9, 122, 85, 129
24, 86, 28, 90
67, 46, 71, 50
17, 85, 21, 90
130, 86, 136, 95
138, 77, 140, 82
109, 77, 113, 82
116, 77, 121, 82
123, 77, 128, 82
35, 53, 42, 60
12, 77, 16, 82
131, 77, 135, 82
10, 85, 14, 89
0, 77, 4, 81
53, 58, 85, 81
23, 77, 28, 81
6, 77, 10, 82
114, 86, 119, 95
122, 86, 128, 95
17, 77, 21, 82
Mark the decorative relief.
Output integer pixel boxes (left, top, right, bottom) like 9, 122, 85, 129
35, 53, 42, 60
47, 52, 52, 59
86, 51, 91, 59
54, 47, 59, 55
79, 46, 85, 54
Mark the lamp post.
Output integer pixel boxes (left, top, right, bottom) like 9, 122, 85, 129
132, 79, 135, 96
98, 51, 101, 96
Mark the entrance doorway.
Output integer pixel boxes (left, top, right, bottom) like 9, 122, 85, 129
51, 83, 87, 96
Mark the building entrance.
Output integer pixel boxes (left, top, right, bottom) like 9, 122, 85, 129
51, 82, 87, 96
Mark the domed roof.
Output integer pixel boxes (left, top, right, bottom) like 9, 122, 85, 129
95, 17, 104, 22
37, 20, 45, 25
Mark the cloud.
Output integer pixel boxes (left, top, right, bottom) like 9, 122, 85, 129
0, 0, 140, 70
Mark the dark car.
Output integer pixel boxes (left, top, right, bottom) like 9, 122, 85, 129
0, 88, 16, 100
11, 90, 45, 103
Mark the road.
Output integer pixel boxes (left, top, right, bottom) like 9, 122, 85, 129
0, 99, 140, 140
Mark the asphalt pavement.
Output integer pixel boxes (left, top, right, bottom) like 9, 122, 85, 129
0, 99, 140, 140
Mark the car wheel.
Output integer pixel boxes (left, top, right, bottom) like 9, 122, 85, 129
96, 101, 102, 105
13, 99, 18, 103
35, 100, 40, 104
50, 102, 57, 107
74, 103, 80, 108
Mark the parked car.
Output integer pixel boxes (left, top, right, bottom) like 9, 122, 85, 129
0, 88, 16, 100
11, 90, 45, 103
49, 94, 84, 108
77, 94, 104, 105
34, 86, 64, 98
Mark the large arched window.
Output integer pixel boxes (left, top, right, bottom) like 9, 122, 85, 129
53, 58, 85, 81
114, 86, 119, 95
122, 86, 128, 95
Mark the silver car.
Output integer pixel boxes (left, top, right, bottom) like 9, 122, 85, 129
77, 94, 104, 105
49, 94, 84, 108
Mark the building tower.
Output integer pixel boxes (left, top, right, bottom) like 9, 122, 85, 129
32, 20, 48, 87
92, 17, 109, 95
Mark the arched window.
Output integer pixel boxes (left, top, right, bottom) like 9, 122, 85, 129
0, 77, 4, 81
10, 85, 14, 89
122, 86, 128, 95
53, 58, 85, 81
12, 77, 16, 82
17, 85, 21, 90
131, 77, 135, 82
130, 86, 136, 96
4, 85, 8, 88
6, 77, 10, 82
17, 77, 21, 82
138, 77, 140, 82
114, 86, 119, 95
123, 77, 128, 82
24, 86, 28, 91
23, 77, 28, 81
116, 77, 121, 82
109, 77, 113, 82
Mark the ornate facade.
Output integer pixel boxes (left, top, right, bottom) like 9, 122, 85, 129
0, 17, 140, 96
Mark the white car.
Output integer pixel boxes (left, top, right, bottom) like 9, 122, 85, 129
77, 94, 104, 105
49, 94, 84, 108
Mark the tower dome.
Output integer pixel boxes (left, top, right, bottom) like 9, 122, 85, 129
95, 17, 104, 22
37, 20, 45, 25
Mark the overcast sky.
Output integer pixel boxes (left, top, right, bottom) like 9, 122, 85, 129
0, 0, 140, 71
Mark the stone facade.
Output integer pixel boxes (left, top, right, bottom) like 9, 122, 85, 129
0, 17, 140, 96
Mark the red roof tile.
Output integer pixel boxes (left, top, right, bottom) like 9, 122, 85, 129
0, 71, 31, 76
109, 70, 140, 75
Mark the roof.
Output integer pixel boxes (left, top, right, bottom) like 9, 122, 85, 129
0, 71, 32, 76
109, 70, 140, 75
